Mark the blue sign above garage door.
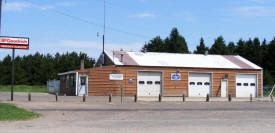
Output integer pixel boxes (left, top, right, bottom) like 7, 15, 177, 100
171, 73, 181, 80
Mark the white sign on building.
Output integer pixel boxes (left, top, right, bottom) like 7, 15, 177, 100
109, 74, 124, 80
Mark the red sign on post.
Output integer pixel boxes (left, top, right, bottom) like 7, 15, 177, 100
0, 36, 29, 50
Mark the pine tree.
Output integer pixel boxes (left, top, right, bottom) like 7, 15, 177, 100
236, 39, 246, 56
227, 42, 236, 55
167, 28, 189, 53
141, 36, 164, 52
194, 37, 209, 54
209, 36, 228, 55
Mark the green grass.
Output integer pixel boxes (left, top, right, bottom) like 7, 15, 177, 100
0, 103, 40, 121
0, 85, 47, 93
263, 91, 275, 97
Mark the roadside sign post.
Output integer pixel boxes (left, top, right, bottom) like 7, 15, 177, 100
11, 48, 14, 101
0, 36, 29, 101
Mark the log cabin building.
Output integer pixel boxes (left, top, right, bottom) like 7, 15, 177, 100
58, 51, 263, 98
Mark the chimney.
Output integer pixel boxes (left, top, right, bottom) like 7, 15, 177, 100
80, 59, 84, 70
120, 54, 124, 63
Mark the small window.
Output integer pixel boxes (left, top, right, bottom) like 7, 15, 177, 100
250, 83, 256, 86
237, 83, 242, 86
197, 82, 203, 86
204, 82, 210, 86
155, 81, 161, 85
189, 82, 195, 85
147, 81, 153, 85
243, 83, 249, 86
139, 81, 145, 84
80, 77, 86, 85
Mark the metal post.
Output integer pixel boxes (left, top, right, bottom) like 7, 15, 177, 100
102, 35, 105, 66
55, 92, 58, 102
83, 94, 86, 102
28, 93, 31, 102
134, 94, 137, 102
120, 86, 123, 103
11, 49, 15, 101
250, 94, 252, 102
109, 93, 112, 102
206, 94, 209, 102
0, 0, 2, 34
159, 94, 162, 102
228, 94, 232, 102
182, 94, 185, 102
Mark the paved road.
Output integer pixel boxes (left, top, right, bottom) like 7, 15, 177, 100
0, 92, 275, 133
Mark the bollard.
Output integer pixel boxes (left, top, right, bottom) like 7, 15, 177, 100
250, 94, 252, 102
134, 94, 137, 102
228, 94, 232, 102
109, 93, 112, 103
120, 86, 123, 103
206, 94, 210, 102
159, 94, 162, 102
270, 95, 273, 102
55, 92, 58, 102
83, 94, 86, 102
28, 93, 31, 102
182, 94, 185, 102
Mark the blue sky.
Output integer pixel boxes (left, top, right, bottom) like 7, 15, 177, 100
0, 0, 275, 59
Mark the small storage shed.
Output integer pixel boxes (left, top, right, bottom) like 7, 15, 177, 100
59, 51, 263, 98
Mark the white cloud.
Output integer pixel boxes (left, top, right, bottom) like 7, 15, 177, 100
181, 11, 196, 22
135, 13, 156, 18
232, 6, 275, 17
56, 2, 75, 7
55, 40, 143, 52
248, 0, 275, 3
4, 2, 54, 12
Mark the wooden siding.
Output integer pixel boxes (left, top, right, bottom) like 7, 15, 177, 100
76, 66, 262, 97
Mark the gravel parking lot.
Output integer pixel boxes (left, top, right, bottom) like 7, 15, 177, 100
1, 92, 275, 133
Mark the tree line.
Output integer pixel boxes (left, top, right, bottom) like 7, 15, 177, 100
0, 27, 274, 86
142, 28, 275, 85
0, 52, 95, 85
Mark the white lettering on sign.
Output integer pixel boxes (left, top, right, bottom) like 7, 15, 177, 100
109, 74, 124, 80
0, 37, 29, 45
0, 36, 29, 50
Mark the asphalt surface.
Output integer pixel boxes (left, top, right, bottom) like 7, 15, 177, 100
0, 92, 275, 133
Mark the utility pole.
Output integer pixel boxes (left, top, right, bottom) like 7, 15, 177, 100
97, 0, 106, 66
0, 0, 2, 34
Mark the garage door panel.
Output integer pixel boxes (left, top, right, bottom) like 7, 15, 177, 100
137, 72, 162, 96
236, 74, 257, 97
188, 73, 211, 97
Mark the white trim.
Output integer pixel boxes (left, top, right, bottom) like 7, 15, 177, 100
261, 69, 264, 98
77, 74, 89, 96
221, 79, 228, 97
58, 71, 76, 76
188, 72, 213, 97
75, 72, 78, 96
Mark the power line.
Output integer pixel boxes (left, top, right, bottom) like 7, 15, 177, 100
23, 0, 152, 39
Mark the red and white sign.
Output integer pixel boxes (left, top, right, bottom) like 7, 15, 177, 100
0, 36, 29, 50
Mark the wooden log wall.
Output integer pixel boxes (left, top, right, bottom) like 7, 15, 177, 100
76, 66, 262, 97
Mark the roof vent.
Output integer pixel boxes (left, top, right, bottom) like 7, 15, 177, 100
120, 54, 124, 63
204, 51, 208, 56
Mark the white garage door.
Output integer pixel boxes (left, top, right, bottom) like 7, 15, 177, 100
137, 71, 162, 96
188, 73, 211, 97
236, 74, 257, 97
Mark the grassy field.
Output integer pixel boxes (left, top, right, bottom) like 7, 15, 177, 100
0, 103, 40, 121
263, 91, 275, 97
0, 85, 47, 93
